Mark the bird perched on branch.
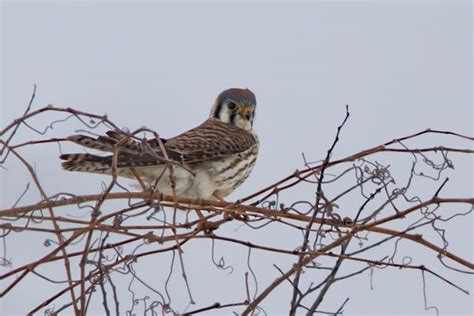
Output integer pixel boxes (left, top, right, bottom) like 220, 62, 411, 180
60, 88, 259, 200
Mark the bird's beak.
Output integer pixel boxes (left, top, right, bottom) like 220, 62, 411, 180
238, 105, 253, 115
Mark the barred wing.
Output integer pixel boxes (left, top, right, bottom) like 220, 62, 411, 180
60, 118, 257, 171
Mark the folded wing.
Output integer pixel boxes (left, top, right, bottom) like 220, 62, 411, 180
60, 118, 257, 173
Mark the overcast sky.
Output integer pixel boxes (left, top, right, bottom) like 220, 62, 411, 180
1, 1, 472, 315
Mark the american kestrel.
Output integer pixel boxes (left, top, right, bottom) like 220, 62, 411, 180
60, 88, 259, 200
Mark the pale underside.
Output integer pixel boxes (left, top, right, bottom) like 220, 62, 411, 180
99, 145, 258, 200
87, 144, 258, 199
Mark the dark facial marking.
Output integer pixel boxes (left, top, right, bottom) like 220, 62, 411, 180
229, 110, 236, 125
213, 103, 222, 119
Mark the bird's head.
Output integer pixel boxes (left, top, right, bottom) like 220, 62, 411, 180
210, 88, 257, 131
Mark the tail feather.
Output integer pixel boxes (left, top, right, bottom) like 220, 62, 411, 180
60, 153, 112, 173
60, 131, 171, 177
67, 133, 141, 154
67, 135, 115, 152
67, 131, 169, 155
103, 131, 167, 153
59, 152, 160, 176
103, 131, 144, 153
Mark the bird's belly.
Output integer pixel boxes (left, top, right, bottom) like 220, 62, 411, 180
207, 149, 258, 197
134, 164, 215, 200
134, 165, 193, 196
133, 145, 258, 199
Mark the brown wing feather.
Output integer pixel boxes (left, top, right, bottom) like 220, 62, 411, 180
164, 118, 257, 163
60, 118, 256, 171
67, 132, 166, 155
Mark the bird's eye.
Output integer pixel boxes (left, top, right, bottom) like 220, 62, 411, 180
227, 102, 237, 110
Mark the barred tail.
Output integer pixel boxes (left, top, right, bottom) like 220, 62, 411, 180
67, 131, 153, 155
60, 153, 112, 173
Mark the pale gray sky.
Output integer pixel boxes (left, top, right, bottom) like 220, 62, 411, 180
1, 1, 472, 315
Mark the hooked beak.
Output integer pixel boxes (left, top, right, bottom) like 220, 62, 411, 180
237, 105, 253, 115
